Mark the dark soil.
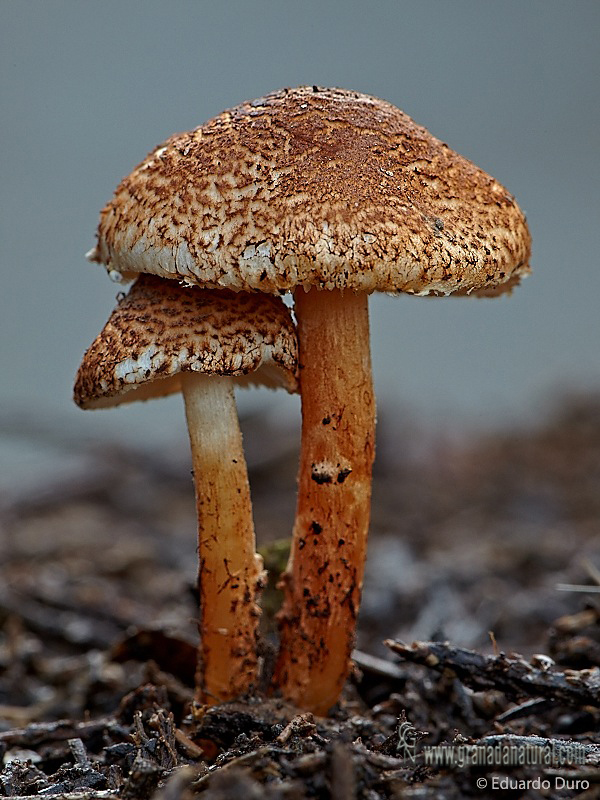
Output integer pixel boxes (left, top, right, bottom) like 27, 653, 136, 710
1, 395, 599, 798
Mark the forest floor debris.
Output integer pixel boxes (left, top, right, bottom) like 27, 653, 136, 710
1, 396, 599, 797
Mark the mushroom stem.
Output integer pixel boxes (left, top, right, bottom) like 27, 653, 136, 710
182, 372, 263, 703
274, 287, 376, 714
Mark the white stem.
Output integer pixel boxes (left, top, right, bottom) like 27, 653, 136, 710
182, 372, 263, 703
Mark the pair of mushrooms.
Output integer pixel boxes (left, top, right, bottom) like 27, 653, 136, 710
75, 86, 530, 715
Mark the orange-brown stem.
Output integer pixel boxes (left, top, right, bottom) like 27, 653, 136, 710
182, 373, 263, 704
274, 287, 375, 714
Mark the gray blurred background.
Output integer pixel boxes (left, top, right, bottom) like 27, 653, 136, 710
1, 0, 599, 490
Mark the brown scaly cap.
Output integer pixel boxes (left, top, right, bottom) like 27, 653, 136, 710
74, 275, 298, 409
91, 86, 531, 297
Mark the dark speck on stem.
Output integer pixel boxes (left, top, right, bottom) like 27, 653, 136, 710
337, 468, 352, 483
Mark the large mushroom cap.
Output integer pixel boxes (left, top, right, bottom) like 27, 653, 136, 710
91, 86, 530, 297
74, 275, 298, 409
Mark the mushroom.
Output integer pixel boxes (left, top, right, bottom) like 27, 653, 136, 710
88, 86, 531, 714
74, 274, 298, 703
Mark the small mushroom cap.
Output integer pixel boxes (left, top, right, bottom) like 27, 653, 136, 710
74, 276, 298, 410
91, 86, 530, 297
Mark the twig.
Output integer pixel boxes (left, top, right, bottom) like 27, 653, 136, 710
2, 793, 119, 800
582, 558, 600, 587
191, 747, 292, 789
495, 698, 553, 723
474, 734, 600, 766
385, 639, 600, 707
173, 729, 204, 760
0, 718, 128, 748
556, 584, 600, 593
68, 738, 90, 766
275, 713, 315, 745
351, 649, 405, 681
330, 742, 356, 800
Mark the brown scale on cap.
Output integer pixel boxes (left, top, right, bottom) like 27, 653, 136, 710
74, 274, 298, 409
92, 86, 530, 296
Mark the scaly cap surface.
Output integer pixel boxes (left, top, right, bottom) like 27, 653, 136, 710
91, 86, 530, 296
74, 275, 298, 409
